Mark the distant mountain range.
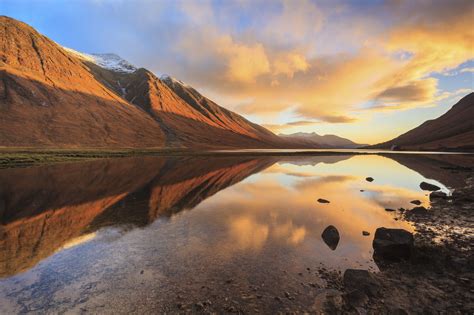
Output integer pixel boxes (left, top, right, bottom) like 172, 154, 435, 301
280, 132, 367, 149
370, 93, 474, 151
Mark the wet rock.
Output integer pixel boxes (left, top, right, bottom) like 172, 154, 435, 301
420, 181, 440, 191
317, 198, 330, 204
429, 191, 447, 200
373, 227, 413, 260
321, 225, 340, 250
410, 200, 422, 205
385, 208, 396, 212
362, 231, 370, 236
410, 206, 428, 215
366, 177, 374, 182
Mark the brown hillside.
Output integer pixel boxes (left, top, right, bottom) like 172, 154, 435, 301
371, 93, 474, 151
0, 16, 165, 148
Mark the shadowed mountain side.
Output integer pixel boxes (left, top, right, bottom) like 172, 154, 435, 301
384, 154, 474, 189
0, 16, 165, 148
371, 93, 474, 151
0, 156, 275, 278
0, 72, 165, 147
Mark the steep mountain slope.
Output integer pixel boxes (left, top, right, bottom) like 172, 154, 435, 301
280, 132, 367, 148
0, 16, 295, 149
371, 93, 474, 151
0, 16, 165, 148
88, 63, 289, 148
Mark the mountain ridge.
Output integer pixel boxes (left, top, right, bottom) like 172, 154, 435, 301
370, 93, 474, 151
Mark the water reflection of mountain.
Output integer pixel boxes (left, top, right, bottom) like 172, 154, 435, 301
0, 156, 274, 278
384, 154, 474, 189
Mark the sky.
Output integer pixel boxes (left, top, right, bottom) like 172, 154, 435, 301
1, 0, 473, 144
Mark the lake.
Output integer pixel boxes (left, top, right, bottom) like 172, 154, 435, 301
0, 153, 470, 313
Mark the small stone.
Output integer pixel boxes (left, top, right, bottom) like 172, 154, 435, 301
140, 270, 144, 274
362, 231, 370, 236
410, 200, 422, 205
317, 198, 330, 203
321, 225, 340, 250
385, 208, 396, 212
366, 177, 374, 182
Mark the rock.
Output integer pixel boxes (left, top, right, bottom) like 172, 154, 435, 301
321, 225, 340, 250
420, 181, 440, 191
366, 177, 374, 182
385, 208, 396, 212
410, 200, 422, 205
362, 231, 370, 236
429, 191, 447, 200
410, 206, 428, 215
372, 227, 414, 260
317, 198, 330, 203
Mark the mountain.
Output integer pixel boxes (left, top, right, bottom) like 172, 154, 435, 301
0, 16, 165, 148
370, 93, 474, 151
0, 16, 289, 149
279, 132, 367, 148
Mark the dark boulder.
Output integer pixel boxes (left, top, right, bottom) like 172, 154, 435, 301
321, 225, 340, 250
317, 198, 330, 204
420, 181, 440, 191
373, 227, 413, 260
410, 206, 428, 215
410, 200, 422, 205
366, 177, 374, 182
385, 208, 396, 212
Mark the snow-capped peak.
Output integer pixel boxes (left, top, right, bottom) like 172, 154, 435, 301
63, 47, 137, 73
160, 74, 190, 87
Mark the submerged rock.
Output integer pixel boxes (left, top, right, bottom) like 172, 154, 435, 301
321, 225, 340, 250
410, 200, 422, 205
317, 198, 330, 204
373, 227, 413, 260
366, 177, 374, 182
420, 181, 440, 191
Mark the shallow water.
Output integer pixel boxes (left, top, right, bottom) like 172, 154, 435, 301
0, 153, 466, 313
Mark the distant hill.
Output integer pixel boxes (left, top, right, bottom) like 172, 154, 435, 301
280, 132, 367, 149
370, 93, 474, 151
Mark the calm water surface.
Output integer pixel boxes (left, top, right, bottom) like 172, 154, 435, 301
0, 154, 463, 313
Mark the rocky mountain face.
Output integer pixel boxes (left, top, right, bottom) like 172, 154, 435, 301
370, 93, 474, 151
0, 16, 291, 149
0, 16, 165, 148
280, 132, 366, 149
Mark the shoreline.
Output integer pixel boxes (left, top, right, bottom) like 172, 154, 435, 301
1, 148, 472, 169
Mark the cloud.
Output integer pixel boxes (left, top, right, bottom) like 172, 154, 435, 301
59, 0, 474, 128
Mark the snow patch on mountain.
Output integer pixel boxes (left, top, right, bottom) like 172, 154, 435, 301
63, 47, 137, 73
160, 74, 190, 87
